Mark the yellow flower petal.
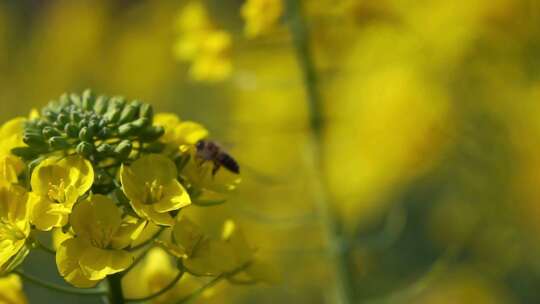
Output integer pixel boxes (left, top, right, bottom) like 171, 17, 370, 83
29, 195, 68, 231
56, 238, 100, 288
172, 216, 205, 257
0, 274, 28, 304
152, 180, 191, 213
70, 194, 122, 246
0, 185, 30, 273
121, 154, 191, 226
79, 246, 133, 280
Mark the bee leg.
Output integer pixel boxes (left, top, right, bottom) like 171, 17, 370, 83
212, 162, 221, 177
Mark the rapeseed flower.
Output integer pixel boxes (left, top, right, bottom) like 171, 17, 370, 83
0, 274, 28, 304
173, 2, 233, 81
56, 195, 135, 287
120, 154, 191, 226
241, 0, 283, 38
154, 112, 208, 153
0, 185, 31, 275
29, 155, 94, 231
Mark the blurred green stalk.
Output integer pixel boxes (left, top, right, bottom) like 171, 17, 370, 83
285, 1, 352, 304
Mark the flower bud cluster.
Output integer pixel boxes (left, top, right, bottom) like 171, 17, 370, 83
14, 89, 164, 163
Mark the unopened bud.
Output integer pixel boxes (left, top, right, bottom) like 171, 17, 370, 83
49, 136, 70, 150
114, 140, 132, 158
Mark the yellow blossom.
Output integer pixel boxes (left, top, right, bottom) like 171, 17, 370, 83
123, 247, 216, 303
120, 154, 191, 226
169, 217, 276, 282
29, 155, 94, 231
154, 113, 209, 152
0, 274, 28, 304
0, 155, 25, 185
0, 118, 27, 184
56, 195, 135, 288
0, 118, 25, 157
173, 2, 233, 81
0, 185, 31, 275
241, 0, 283, 38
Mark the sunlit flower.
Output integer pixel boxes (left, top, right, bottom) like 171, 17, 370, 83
168, 217, 275, 282
0, 118, 27, 184
0, 118, 25, 157
0, 185, 31, 275
29, 155, 94, 231
0, 274, 28, 304
0, 155, 25, 185
154, 113, 208, 152
169, 216, 230, 276
173, 1, 233, 81
56, 195, 135, 287
120, 154, 191, 226
241, 0, 283, 38
123, 247, 217, 303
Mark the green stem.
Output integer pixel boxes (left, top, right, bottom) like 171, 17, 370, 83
107, 273, 125, 304
285, 1, 352, 304
33, 239, 56, 255
175, 263, 251, 304
14, 270, 106, 296
125, 270, 184, 303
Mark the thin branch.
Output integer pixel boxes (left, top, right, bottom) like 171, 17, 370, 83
285, 1, 353, 303
14, 270, 106, 296
34, 239, 56, 255
128, 227, 165, 252
175, 263, 251, 304
125, 270, 184, 303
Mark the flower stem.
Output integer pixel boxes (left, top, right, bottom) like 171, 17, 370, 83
107, 273, 125, 304
284, 1, 352, 304
125, 270, 184, 303
14, 269, 106, 296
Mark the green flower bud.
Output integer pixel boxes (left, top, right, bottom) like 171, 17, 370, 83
104, 108, 121, 123
96, 143, 114, 154
119, 103, 139, 124
76, 141, 94, 156
81, 89, 95, 110
57, 113, 69, 125
43, 110, 56, 121
94, 96, 109, 115
70, 111, 82, 123
64, 123, 79, 138
97, 127, 112, 139
69, 93, 82, 107
140, 126, 165, 141
42, 126, 61, 138
59, 93, 71, 106
114, 140, 132, 159
131, 117, 149, 129
118, 123, 135, 136
139, 103, 153, 120
23, 133, 47, 147
49, 136, 70, 150
79, 127, 93, 142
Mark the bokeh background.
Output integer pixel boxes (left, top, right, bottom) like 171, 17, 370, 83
2, 0, 540, 303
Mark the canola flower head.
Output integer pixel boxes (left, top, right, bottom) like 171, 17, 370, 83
0, 89, 263, 302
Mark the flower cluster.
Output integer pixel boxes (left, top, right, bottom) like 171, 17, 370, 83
173, 0, 284, 82
0, 90, 271, 302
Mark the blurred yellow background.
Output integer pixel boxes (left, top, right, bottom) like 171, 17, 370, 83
2, 0, 540, 303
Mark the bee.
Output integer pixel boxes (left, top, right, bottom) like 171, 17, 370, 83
195, 140, 240, 176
